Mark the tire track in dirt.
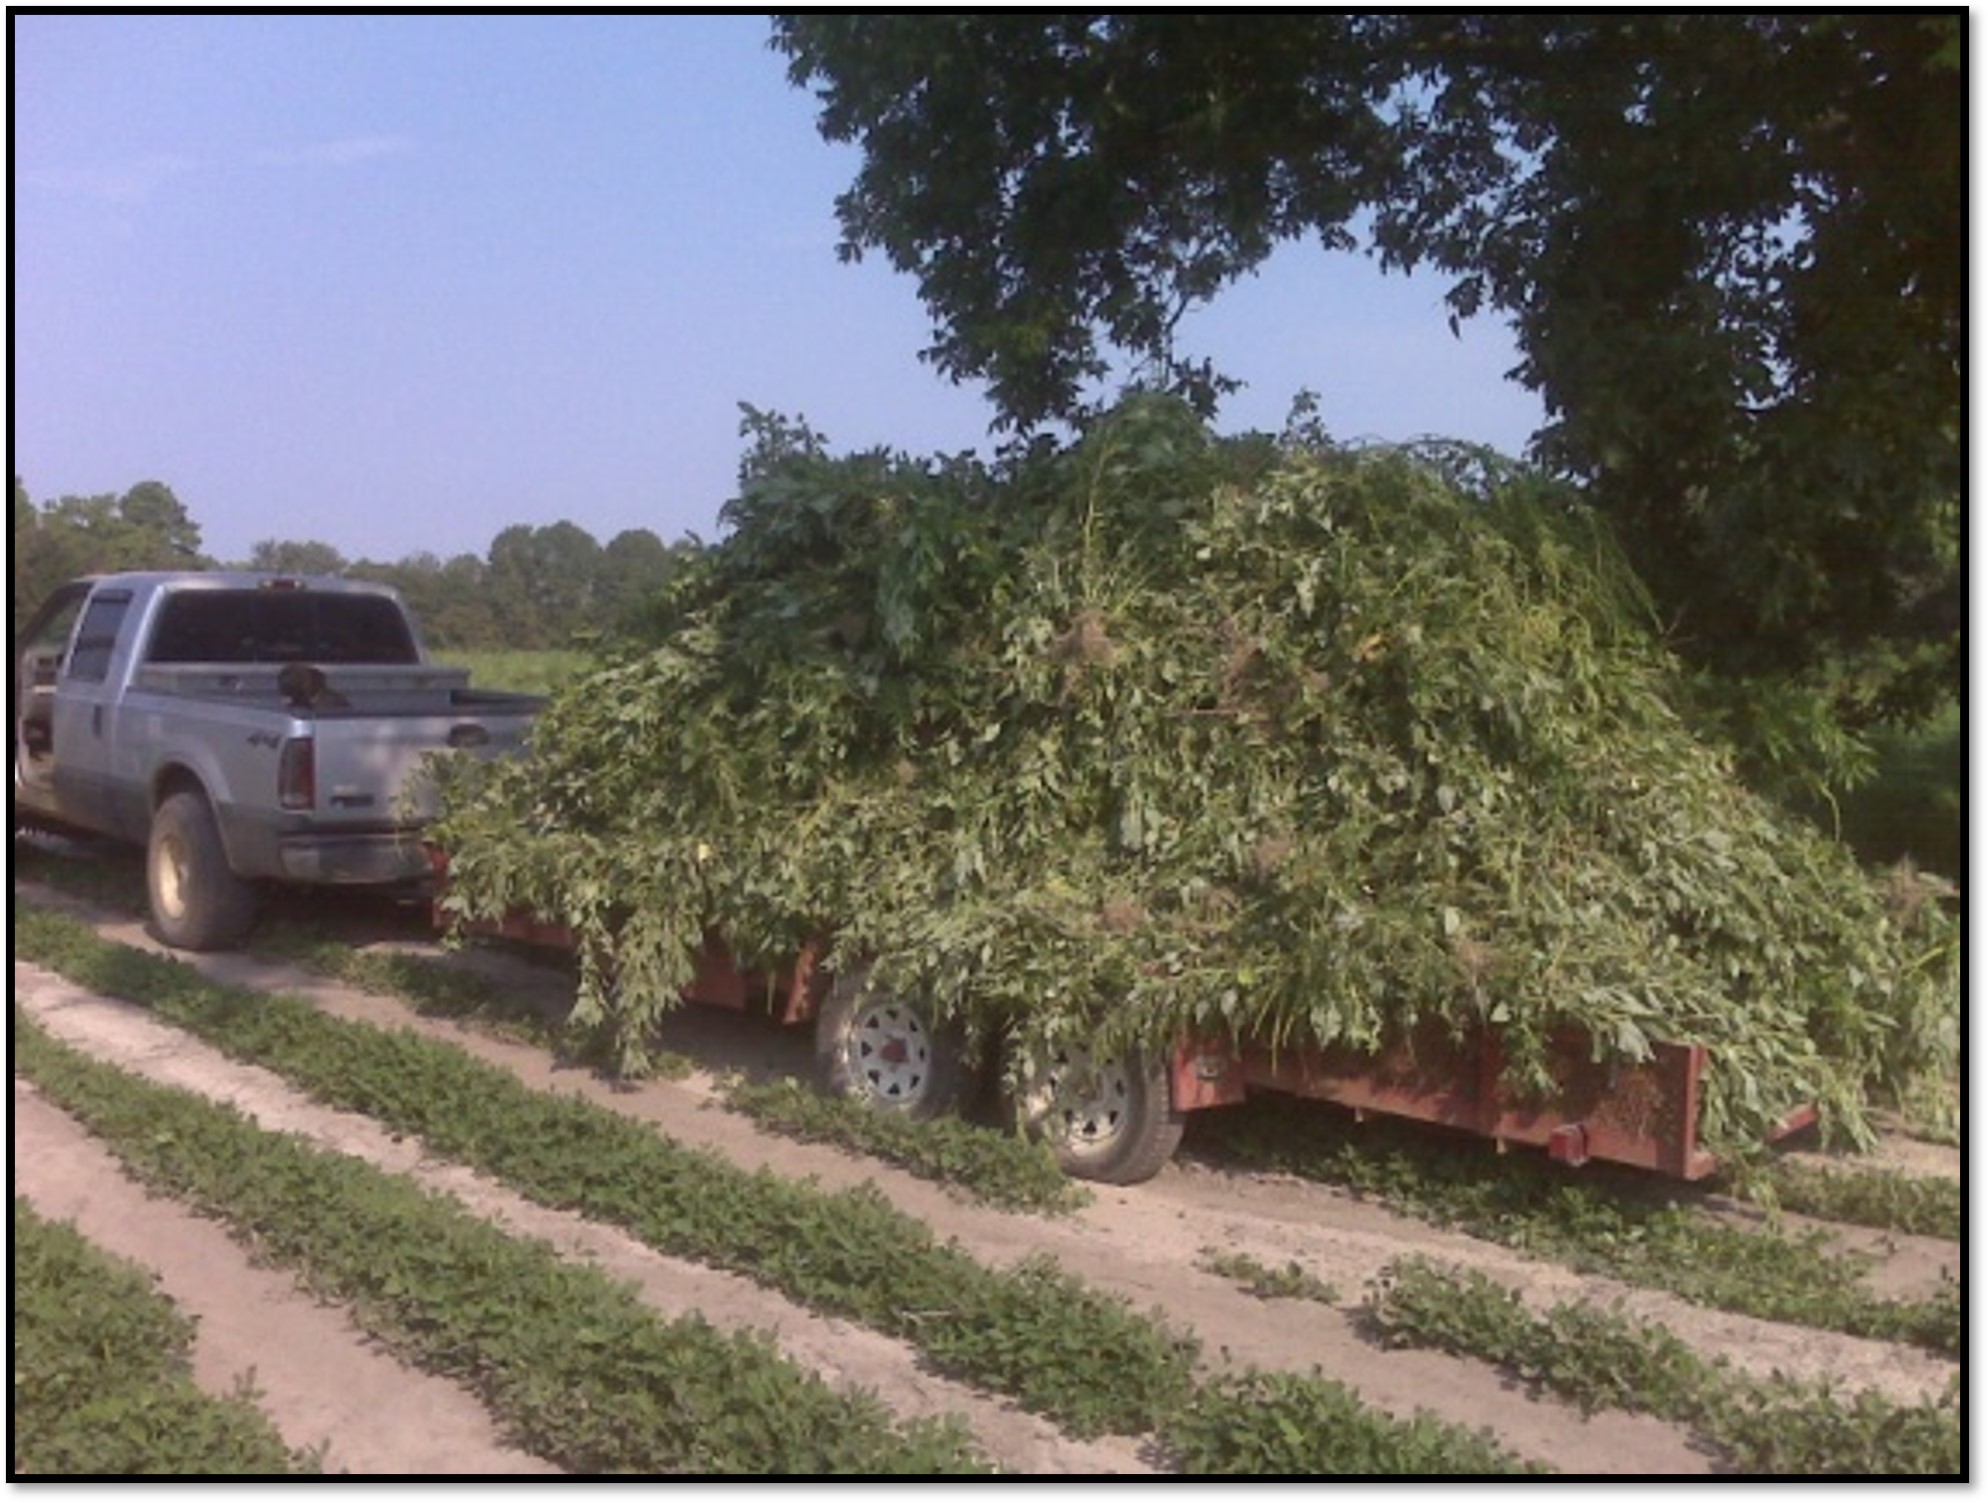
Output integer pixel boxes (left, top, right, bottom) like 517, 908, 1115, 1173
12, 960, 1149, 1476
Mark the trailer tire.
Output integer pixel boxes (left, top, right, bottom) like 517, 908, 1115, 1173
1008, 1042, 1184, 1185
816, 968, 973, 1121
147, 790, 257, 951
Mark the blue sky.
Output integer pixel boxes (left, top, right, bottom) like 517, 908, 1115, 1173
13, 13, 1545, 566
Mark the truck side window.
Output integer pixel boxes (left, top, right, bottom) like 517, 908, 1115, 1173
66, 593, 134, 683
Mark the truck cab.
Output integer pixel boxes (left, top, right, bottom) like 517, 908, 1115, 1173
13, 571, 539, 949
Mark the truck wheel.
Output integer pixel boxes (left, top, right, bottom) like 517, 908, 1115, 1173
816, 968, 972, 1120
147, 790, 257, 951
1009, 1042, 1184, 1185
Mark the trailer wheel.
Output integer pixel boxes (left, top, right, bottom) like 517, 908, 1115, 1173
147, 790, 257, 951
1009, 1042, 1184, 1185
816, 969, 972, 1120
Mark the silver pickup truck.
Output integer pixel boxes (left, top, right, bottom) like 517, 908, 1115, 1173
12, 571, 542, 950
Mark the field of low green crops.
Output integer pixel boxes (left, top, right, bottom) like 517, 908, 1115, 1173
9, 861, 1963, 1476
431, 648, 597, 698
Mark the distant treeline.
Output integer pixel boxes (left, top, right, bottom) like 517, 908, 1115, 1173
12, 477, 696, 651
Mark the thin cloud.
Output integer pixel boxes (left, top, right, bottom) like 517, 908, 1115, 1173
21, 136, 412, 204
252, 135, 413, 168
22, 153, 201, 204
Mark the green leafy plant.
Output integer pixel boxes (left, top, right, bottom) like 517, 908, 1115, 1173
1365, 1256, 1961, 1475
12, 1198, 319, 1476
1198, 1249, 1339, 1305
722, 1077, 1089, 1214
1160, 1368, 1549, 1475
12, 904, 1194, 1438
13, 1013, 991, 1476
432, 398, 1957, 1158
1198, 1096, 1960, 1358
1737, 1159, 1959, 1242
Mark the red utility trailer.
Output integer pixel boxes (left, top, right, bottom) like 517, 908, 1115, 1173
442, 885, 1816, 1186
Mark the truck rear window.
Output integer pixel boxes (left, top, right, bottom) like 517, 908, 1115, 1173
146, 591, 418, 665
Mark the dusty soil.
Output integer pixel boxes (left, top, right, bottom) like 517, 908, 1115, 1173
10, 865, 1964, 1477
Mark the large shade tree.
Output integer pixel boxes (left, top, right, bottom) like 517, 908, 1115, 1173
771, 13, 1961, 778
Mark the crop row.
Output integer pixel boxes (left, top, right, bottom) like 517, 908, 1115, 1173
19, 849, 1960, 1245
12, 1197, 318, 1477
14, 903, 1539, 1472
1364, 1257, 1961, 1475
1200, 1097, 1959, 1357
14, 1011, 990, 1475
18, 894, 1957, 1474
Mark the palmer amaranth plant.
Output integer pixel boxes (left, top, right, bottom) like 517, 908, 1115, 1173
432, 397, 1956, 1170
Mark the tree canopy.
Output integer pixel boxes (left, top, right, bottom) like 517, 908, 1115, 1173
12, 478, 204, 628
772, 14, 1961, 762
10, 477, 689, 653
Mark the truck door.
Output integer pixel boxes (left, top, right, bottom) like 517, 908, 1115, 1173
13, 580, 92, 805
48, 586, 137, 836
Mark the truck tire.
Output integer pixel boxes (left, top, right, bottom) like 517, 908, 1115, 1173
1009, 1041, 1184, 1185
816, 968, 973, 1120
147, 790, 257, 951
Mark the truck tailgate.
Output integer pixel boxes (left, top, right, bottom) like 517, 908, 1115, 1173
308, 706, 536, 826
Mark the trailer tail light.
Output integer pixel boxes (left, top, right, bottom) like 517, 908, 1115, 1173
278, 736, 316, 810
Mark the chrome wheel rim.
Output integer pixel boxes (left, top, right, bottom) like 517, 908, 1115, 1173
154, 833, 190, 921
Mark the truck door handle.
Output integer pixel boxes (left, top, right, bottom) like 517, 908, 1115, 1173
447, 722, 491, 749
92, 705, 104, 737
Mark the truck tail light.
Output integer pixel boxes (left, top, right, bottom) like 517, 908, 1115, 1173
278, 737, 316, 811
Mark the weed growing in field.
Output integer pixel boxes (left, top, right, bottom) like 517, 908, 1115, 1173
1737, 1158, 1960, 1242
1197, 1249, 1340, 1305
1196, 1097, 1960, 1358
13, 1014, 991, 1476
1160, 1369, 1549, 1475
1890, 1071, 1962, 1148
1365, 1256, 1961, 1475
721, 1076, 1089, 1214
12, 1198, 319, 1476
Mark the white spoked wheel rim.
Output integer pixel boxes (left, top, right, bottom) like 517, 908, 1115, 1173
848, 1000, 936, 1108
1027, 1045, 1136, 1160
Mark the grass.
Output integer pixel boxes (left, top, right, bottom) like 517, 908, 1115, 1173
432, 648, 596, 698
